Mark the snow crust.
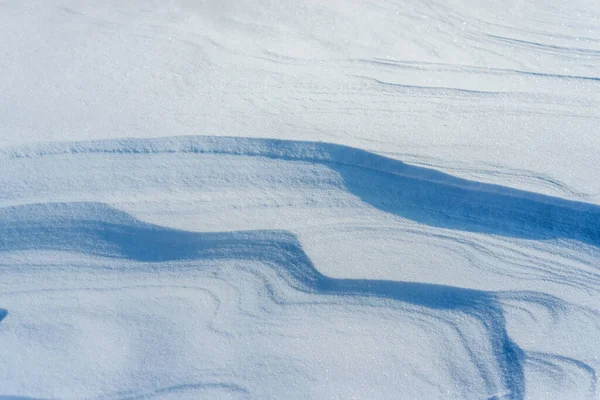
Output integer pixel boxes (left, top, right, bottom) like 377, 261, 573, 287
1, 1, 599, 399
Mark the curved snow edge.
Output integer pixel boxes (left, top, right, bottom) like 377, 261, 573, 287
2, 135, 597, 213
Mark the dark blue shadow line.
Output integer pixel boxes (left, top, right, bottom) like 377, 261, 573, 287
119, 382, 248, 400
0, 397, 46, 400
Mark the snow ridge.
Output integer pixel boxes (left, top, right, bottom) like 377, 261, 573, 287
1, 136, 599, 399
4, 135, 599, 245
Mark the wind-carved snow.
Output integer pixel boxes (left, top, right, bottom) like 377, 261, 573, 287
1, 137, 599, 399
1, 0, 600, 398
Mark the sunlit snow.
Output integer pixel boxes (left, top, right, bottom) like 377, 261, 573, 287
1, 1, 599, 399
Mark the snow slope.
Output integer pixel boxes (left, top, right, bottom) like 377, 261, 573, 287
2, 137, 600, 399
2, 0, 600, 199
1, 0, 600, 399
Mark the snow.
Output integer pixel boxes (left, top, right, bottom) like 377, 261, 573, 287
1, 1, 599, 399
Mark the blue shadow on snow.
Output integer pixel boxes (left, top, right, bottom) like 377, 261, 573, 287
0, 202, 527, 399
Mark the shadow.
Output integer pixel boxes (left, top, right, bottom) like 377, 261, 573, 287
0, 309, 7, 323
0, 202, 526, 398
10, 136, 600, 246
120, 382, 248, 400
17, 135, 599, 246
0, 397, 46, 400
334, 160, 600, 246
228, 136, 600, 247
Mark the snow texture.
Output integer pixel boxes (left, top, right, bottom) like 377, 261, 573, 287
1, 1, 599, 399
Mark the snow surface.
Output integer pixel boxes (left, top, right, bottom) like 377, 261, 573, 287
1, 1, 600, 399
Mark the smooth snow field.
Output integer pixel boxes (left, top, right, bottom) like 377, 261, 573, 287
1, 1, 600, 400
